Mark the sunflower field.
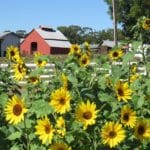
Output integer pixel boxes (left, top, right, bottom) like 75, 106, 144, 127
0, 17, 150, 150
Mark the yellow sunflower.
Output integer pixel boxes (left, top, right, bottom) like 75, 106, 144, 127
75, 100, 98, 130
142, 18, 150, 30
55, 116, 66, 136
115, 81, 133, 102
134, 119, 150, 140
13, 61, 27, 81
6, 45, 20, 62
109, 49, 123, 61
35, 117, 54, 144
129, 74, 140, 83
49, 87, 71, 114
83, 41, 91, 51
121, 105, 137, 128
35, 58, 47, 68
101, 121, 125, 148
61, 73, 68, 89
34, 51, 42, 57
50, 142, 71, 150
69, 44, 81, 55
4, 95, 28, 125
131, 64, 137, 74
28, 75, 40, 84
79, 53, 90, 67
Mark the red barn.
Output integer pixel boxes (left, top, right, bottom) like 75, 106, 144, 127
20, 26, 71, 55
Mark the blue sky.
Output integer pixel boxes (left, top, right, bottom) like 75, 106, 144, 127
0, 0, 115, 32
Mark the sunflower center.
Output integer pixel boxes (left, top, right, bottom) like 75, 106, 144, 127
74, 47, 78, 51
45, 124, 51, 134
38, 60, 42, 64
82, 59, 87, 64
118, 88, 124, 96
13, 104, 22, 116
123, 113, 129, 121
10, 51, 15, 56
138, 125, 145, 135
59, 98, 66, 105
83, 111, 92, 120
30, 77, 37, 82
57, 147, 64, 150
18, 65, 23, 73
109, 131, 117, 138
113, 52, 119, 57
145, 20, 150, 26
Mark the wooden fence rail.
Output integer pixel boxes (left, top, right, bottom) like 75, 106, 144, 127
0, 62, 147, 85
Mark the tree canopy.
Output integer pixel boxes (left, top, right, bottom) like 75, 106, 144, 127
57, 25, 125, 44
104, 0, 150, 40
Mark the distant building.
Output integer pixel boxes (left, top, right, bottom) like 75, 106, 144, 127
0, 31, 20, 57
99, 40, 117, 54
20, 26, 71, 55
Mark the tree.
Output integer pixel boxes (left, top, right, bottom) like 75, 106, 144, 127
57, 25, 125, 44
104, 0, 150, 40
15, 30, 27, 37
57, 25, 82, 44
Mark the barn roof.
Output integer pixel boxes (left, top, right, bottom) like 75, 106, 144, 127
101, 40, 121, 48
0, 31, 12, 38
0, 31, 21, 39
35, 26, 71, 48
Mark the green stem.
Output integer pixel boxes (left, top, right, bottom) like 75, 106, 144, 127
24, 117, 30, 150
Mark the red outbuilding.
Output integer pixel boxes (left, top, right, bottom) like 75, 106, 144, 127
20, 26, 71, 55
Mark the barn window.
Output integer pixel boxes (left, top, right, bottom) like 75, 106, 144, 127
31, 42, 37, 53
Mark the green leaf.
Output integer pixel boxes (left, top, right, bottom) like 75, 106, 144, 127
98, 93, 115, 102
132, 41, 143, 51
111, 65, 122, 77
0, 93, 8, 106
10, 144, 21, 150
137, 94, 145, 108
98, 77, 107, 90
65, 134, 74, 143
31, 100, 54, 117
122, 51, 134, 66
7, 131, 22, 140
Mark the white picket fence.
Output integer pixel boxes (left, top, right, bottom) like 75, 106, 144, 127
0, 62, 147, 85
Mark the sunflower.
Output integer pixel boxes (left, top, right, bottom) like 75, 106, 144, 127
4, 95, 28, 125
131, 64, 137, 74
121, 105, 137, 128
75, 100, 98, 130
35, 57, 47, 68
142, 18, 150, 30
109, 49, 123, 61
6, 45, 20, 62
83, 41, 91, 51
13, 61, 27, 81
134, 119, 150, 140
101, 121, 125, 148
49, 87, 71, 114
55, 116, 66, 136
129, 74, 140, 83
69, 44, 81, 55
61, 73, 68, 89
79, 53, 90, 67
35, 117, 54, 144
28, 75, 40, 84
50, 142, 71, 150
115, 81, 133, 102
34, 51, 42, 57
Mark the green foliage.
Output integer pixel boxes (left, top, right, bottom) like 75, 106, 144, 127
0, 37, 150, 149
104, 0, 150, 42
58, 25, 125, 44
